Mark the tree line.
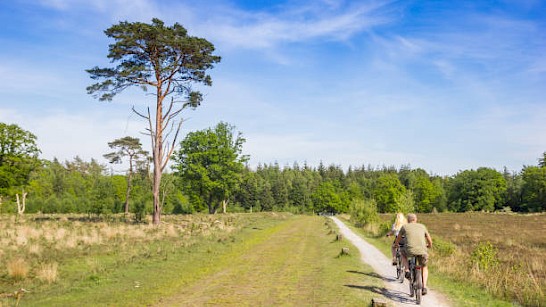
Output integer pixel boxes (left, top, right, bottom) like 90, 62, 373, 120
1, 121, 545, 218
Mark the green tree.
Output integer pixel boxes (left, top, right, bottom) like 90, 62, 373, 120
26, 157, 112, 214
350, 198, 379, 227
311, 181, 345, 214
394, 190, 415, 213
322, 164, 344, 185
110, 175, 128, 212
258, 179, 275, 211
503, 168, 523, 212
343, 180, 360, 199
373, 173, 406, 213
271, 175, 290, 210
235, 168, 259, 211
521, 166, 546, 212
448, 168, 507, 212
103, 136, 148, 215
407, 169, 442, 213
87, 18, 221, 224
173, 122, 247, 214
0, 123, 40, 213
430, 177, 448, 212
289, 171, 313, 212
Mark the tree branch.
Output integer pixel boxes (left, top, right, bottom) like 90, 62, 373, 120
146, 107, 155, 155
132, 106, 149, 120
161, 119, 183, 172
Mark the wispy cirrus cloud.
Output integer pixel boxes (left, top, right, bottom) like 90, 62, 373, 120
388, 13, 543, 76
37, 0, 160, 21
36, 0, 394, 50
194, 1, 393, 50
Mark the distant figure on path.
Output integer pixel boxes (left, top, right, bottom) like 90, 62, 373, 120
386, 212, 407, 265
395, 213, 432, 295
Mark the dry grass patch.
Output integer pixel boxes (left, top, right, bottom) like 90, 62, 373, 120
0, 212, 280, 303
7, 258, 29, 280
36, 262, 58, 284
54, 228, 67, 241
64, 236, 78, 249
86, 258, 104, 275
27, 244, 41, 256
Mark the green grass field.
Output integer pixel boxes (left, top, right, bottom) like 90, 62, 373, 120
3, 212, 542, 306
1, 213, 384, 306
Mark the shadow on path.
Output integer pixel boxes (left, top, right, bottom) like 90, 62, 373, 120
347, 270, 397, 282
345, 284, 415, 305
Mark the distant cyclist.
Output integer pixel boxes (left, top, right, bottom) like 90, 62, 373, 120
386, 212, 407, 265
395, 213, 432, 295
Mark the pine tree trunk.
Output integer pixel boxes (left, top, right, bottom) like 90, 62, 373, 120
152, 185, 161, 223
152, 148, 162, 224
152, 86, 164, 225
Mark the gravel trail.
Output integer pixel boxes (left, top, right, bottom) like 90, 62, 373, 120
331, 217, 451, 307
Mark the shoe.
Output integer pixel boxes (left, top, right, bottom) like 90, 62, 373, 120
405, 271, 411, 279
422, 288, 427, 295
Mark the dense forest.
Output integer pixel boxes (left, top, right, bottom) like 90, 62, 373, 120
1, 122, 545, 219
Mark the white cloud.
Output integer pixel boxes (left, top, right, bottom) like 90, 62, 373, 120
38, 0, 160, 21
31, 0, 394, 65
243, 131, 429, 171
0, 107, 147, 170
196, 2, 392, 51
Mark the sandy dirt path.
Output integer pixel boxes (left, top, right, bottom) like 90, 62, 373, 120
331, 217, 451, 307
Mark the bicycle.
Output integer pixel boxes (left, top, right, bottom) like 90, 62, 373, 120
408, 255, 424, 305
395, 245, 405, 283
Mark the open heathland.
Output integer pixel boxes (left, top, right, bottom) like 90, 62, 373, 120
1, 213, 382, 306
376, 212, 546, 306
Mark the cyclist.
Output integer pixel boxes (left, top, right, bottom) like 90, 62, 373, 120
395, 213, 432, 295
386, 212, 407, 265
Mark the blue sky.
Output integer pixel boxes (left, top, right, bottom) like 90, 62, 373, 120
1, 0, 545, 175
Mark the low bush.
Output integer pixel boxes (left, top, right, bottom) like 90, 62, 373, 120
350, 199, 379, 228
471, 241, 499, 272
431, 237, 456, 257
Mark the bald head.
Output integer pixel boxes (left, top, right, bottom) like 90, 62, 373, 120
407, 213, 417, 222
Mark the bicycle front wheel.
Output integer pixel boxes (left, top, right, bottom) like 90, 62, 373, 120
396, 255, 402, 280
409, 274, 414, 297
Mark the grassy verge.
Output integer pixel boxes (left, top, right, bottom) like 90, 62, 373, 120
1, 213, 284, 306
339, 216, 516, 307
2, 213, 384, 306
157, 215, 385, 306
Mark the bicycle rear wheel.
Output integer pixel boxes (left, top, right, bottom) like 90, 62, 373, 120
415, 269, 422, 305
408, 258, 415, 296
